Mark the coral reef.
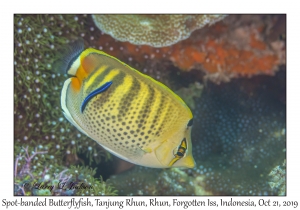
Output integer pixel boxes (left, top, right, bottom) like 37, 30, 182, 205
14, 14, 286, 196
14, 146, 117, 196
268, 159, 286, 195
108, 70, 286, 195
90, 15, 285, 84
175, 82, 203, 110
92, 15, 226, 47
108, 167, 211, 195
14, 14, 115, 194
169, 15, 286, 80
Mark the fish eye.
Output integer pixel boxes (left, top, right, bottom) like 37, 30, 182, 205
187, 118, 193, 127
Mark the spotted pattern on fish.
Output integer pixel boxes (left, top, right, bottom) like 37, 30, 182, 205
60, 44, 195, 168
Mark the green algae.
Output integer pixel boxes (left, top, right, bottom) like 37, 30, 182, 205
14, 14, 114, 195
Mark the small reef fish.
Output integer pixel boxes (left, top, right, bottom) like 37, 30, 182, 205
58, 40, 195, 168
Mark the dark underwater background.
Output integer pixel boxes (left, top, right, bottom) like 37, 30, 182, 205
14, 14, 286, 196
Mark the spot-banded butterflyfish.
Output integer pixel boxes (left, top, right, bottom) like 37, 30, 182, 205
59, 40, 195, 168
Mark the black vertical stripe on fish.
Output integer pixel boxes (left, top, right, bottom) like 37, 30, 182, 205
85, 65, 114, 94
117, 76, 141, 119
87, 72, 125, 114
149, 92, 164, 130
155, 101, 172, 136
135, 83, 155, 132
88, 54, 110, 76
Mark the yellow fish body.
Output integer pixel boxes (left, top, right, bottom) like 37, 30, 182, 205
60, 41, 195, 168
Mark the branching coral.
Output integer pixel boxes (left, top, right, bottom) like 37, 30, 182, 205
92, 15, 226, 47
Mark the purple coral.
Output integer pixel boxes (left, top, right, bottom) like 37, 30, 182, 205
14, 146, 48, 179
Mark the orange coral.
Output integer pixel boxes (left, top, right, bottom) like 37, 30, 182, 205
89, 15, 285, 83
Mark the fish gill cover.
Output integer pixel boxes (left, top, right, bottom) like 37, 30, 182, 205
14, 14, 286, 196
